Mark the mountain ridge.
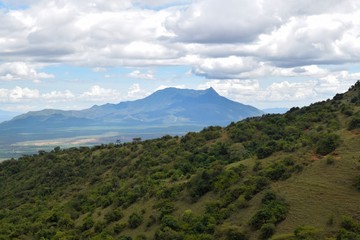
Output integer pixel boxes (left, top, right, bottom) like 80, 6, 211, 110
0, 87, 263, 148
9, 87, 262, 125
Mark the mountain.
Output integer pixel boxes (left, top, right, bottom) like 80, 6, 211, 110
0, 87, 263, 145
0, 81, 359, 239
0, 109, 19, 123
8, 87, 263, 126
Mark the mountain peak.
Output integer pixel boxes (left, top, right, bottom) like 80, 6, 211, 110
204, 87, 219, 95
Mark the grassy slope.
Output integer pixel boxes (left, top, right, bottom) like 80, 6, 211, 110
0, 82, 359, 240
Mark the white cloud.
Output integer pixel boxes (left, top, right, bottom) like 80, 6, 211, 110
199, 76, 359, 108
0, 86, 40, 102
42, 90, 75, 102
165, 0, 280, 44
127, 83, 147, 99
0, 62, 53, 82
128, 69, 155, 79
0, 0, 359, 71
0, 0, 360, 112
192, 56, 258, 79
253, 11, 360, 67
80, 85, 121, 101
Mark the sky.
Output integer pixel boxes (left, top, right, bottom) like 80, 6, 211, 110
0, 0, 360, 113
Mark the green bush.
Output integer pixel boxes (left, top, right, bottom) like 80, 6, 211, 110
294, 225, 323, 239
315, 133, 340, 155
105, 208, 123, 223
348, 118, 360, 130
249, 192, 288, 230
260, 223, 275, 239
154, 227, 184, 240
128, 213, 143, 229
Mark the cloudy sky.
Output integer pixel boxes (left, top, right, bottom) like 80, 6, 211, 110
0, 0, 359, 113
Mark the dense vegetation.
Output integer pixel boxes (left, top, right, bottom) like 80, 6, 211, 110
0, 82, 359, 240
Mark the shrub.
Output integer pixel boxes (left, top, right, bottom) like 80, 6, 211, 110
113, 222, 127, 234
249, 192, 288, 230
154, 227, 184, 240
348, 118, 360, 130
315, 133, 340, 155
80, 217, 94, 231
128, 213, 143, 229
260, 223, 275, 239
160, 215, 180, 231
294, 225, 323, 239
256, 146, 274, 159
105, 208, 123, 223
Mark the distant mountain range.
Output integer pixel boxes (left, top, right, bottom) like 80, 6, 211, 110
0, 87, 263, 147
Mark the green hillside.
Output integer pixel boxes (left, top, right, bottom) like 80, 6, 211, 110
0, 82, 359, 240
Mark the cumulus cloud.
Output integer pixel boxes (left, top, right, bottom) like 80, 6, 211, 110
165, 0, 280, 44
1, 0, 360, 71
0, 62, 53, 82
199, 76, 358, 108
192, 56, 259, 79
0, 86, 40, 102
1, 0, 360, 111
127, 83, 147, 99
254, 12, 360, 67
42, 90, 75, 101
80, 85, 121, 101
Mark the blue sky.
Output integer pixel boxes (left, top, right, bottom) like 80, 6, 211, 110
0, 0, 359, 113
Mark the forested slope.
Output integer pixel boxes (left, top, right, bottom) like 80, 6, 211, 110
0, 82, 359, 240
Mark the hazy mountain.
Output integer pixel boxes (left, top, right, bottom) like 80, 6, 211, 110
9, 87, 263, 126
0, 87, 263, 145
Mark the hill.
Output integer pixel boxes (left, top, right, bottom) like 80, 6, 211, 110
0, 87, 263, 157
0, 82, 359, 239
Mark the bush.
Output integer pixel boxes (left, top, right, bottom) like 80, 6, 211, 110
315, 133, 340, 155
256, 146, 274, 159
249, 192, 288, 230
154, 227, 184, 240
260, 223, 275, 239
105, 208, 123, 223
160, 215, 180, 231
348, 118, 360, 130
128, 213, 143, 229
294, 225, 323, 239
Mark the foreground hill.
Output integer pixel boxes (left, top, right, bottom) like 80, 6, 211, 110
0, 82, 359, 239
